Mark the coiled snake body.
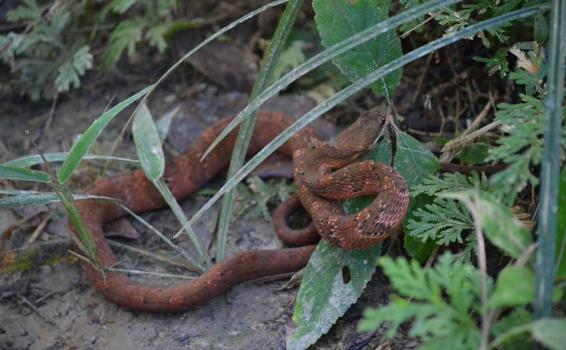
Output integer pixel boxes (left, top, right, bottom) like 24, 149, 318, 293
73, 105, 409, 312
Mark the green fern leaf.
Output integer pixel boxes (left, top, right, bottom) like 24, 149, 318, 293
7, 0, 42, 22
103, 18, 144, 68
358, 254, 484, 349
407, 198, 474, 245
55, 46, 93, 92
146, 23, 169, 53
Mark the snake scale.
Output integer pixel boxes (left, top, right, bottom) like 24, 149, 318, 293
72, 105, 409, 312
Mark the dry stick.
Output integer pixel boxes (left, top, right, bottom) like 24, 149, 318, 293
411, 53, 434, 103
460, 98, 494, 137
424, 245, 440, 270
42, 92, 59, 145
27, 213, 51, 244
107, 240, 195, 271
17, 294, 58, 327
107, 268, 196, 280
427, 69, 470, 98
35, 288, 68, 304
469, 203, 490, 350
440, 120, 500, 163
1, 209, 47, 237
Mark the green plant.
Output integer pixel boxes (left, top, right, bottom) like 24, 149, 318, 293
0, 0, 92, 99
234, 177, 296, 221
406, 173, 489, 250
0, 0, 178, 99
99, 0, 178, 68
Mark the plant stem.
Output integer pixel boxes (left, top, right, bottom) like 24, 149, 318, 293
215, 0, 304, 262
534, 0, 566, 319
469, 194, 490, 350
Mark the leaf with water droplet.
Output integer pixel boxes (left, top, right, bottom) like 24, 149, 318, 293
133, 102, 165, 181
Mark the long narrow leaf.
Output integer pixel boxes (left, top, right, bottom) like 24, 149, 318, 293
115, 203, 202, 272
57, 85, 153, 183
535, 0, 566, 318
132, 103, 165, 181
216, 0, 303, 262
201, 0, 462, 160
188, 5, 548, 225
0, 165, 51, 183
0, 192, 116, 208
4, 153, 139, 168
153, 179, 207, 271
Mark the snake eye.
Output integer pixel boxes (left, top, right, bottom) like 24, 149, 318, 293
300, 171, 305, 176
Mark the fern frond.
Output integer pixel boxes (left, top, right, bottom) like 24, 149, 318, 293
407, 198, 474, 245
103, 18, 144, 68
55, 46, 93, 92
411, 172, 489, 197
359, 254, 484, 349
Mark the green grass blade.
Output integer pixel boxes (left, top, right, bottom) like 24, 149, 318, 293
51, 180, 98, 261
4, 153, 139, 168
57, 85, 153, 184
132, 103, 165, 181
0, 192, 116, 208
115, 203, 203, 273
153, 178, 208, 270
201, 0, 462, 160
215, 0, 303, 262
0, 165, 51, 183
535, 0, 566, 319
188, 4, 548, 225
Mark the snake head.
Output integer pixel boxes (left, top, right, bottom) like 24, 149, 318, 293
332, 105, 389, 153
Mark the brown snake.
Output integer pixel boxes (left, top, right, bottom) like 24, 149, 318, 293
72, 105, 409, 312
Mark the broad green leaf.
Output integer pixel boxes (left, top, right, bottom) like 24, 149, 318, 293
554, 166, 566, 279
287, 241, 381, 350
0, 165, 50, 183
491, 309, 532, 350
57, 85, 152, 183
489, 266, 535, 308
475, 195, 532, 258
394, 132, 440, 188
4, 153, 138, 168
456, 143, 490, 165
395, 131, 440, 260
531, 318, 566, 350
445, 191, 532, 259
313, 0, 402, 96
132, 103, 164, 181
